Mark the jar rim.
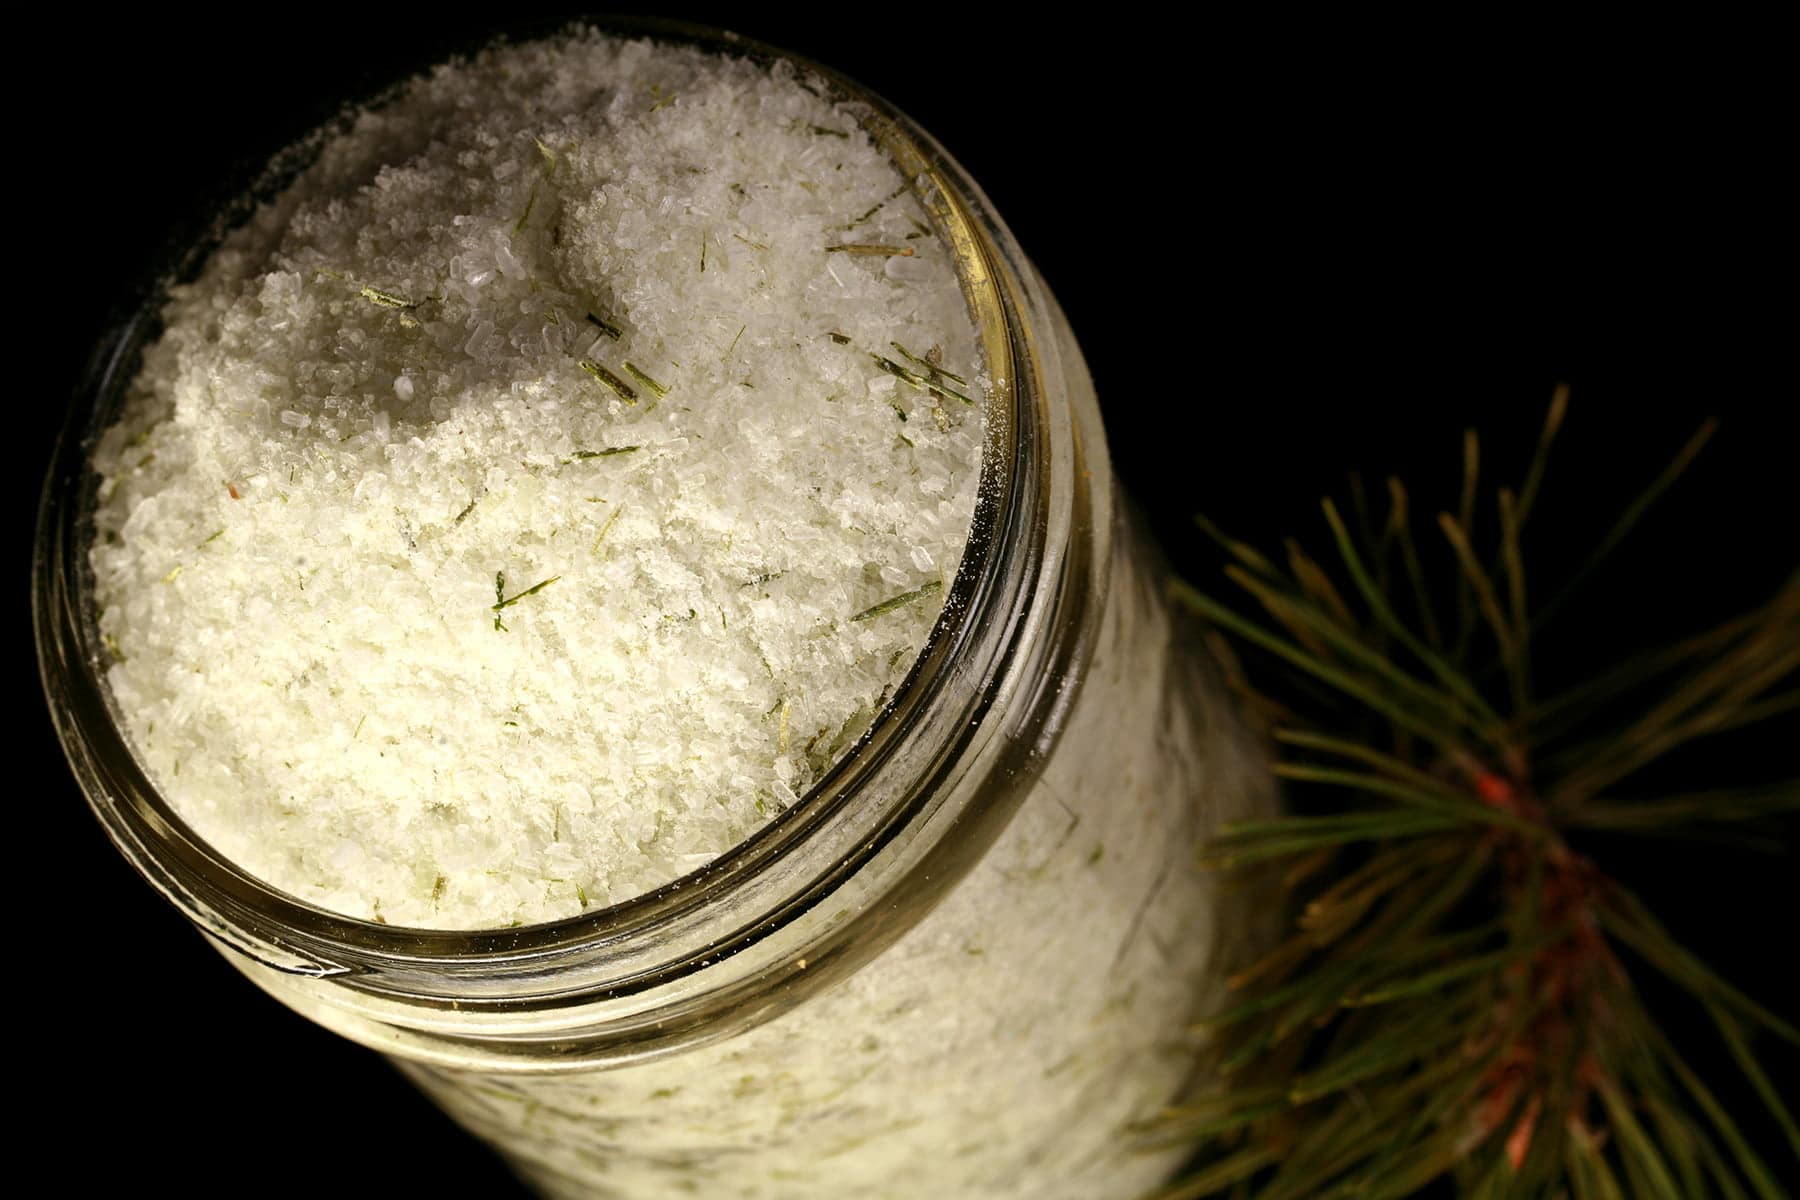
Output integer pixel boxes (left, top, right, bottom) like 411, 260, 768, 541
34, 17, 1102, 1065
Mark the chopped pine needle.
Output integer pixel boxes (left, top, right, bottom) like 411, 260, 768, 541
622, 363, 670, 399
579, 360, 638, 405
891, 341, 968, 385
826, 243, 915, 257
592, 505, 623, 554
850, 579, 943, 622
492, 575, 560, 614
359, 285, 418, 309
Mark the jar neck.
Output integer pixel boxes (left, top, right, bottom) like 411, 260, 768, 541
35, 22, 1113, 1070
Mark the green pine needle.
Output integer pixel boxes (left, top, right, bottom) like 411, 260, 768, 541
1160, 390, 1797, 1199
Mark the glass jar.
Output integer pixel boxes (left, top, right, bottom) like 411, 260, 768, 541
34, 21, 1270, 1200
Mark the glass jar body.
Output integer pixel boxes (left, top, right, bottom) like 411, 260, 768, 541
253, 290, 1269, 1200
36, 26, 1270, 1199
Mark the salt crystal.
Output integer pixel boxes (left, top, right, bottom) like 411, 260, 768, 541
885, 254, 936, 282
465, 320, 495, 356
493, 237, 524, 279
88, 30, 985, 932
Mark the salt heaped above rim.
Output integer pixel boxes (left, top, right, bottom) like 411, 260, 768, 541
87, 31, 985, 930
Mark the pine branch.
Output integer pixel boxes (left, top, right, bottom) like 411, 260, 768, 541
1156, 390, 1797, 1198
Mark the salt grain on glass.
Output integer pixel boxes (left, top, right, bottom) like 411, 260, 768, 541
50, 25, 1271, 1200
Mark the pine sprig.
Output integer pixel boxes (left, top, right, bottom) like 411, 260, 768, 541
1155, 389, 1799, 1199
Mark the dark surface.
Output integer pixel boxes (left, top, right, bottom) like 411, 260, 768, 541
23, 8, 1792, 1195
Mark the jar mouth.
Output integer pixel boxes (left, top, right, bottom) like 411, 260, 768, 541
36, 18, 1088, 1041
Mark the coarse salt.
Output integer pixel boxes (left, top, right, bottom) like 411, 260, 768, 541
89, 32, 985, 931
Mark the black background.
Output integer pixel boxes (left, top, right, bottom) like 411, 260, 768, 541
23, 7, 1794, 1195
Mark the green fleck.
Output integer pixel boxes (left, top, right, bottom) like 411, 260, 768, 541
875, 350, 975, 407
890, 341, 968, 385
492, 574, 560, 630
577, 883, 589, 908
1088, 843, 1105, 864
533, 135, 557, 171
359, 285, 417, 309
851, 579, 943, 622
198, 528, 226, 549
825, 244, 915, 257
162, 564, 183, 584
593, 505, 624, 555
622, 362, 670, 399
806, 123, 850, 138
700, 232, 708, 273
842, 183, 908, 230
579, 360, 638, 405
871, 353, 927, 388
513, 180, 540, 234
928, 381, 976, 408
354, 714, 367, 740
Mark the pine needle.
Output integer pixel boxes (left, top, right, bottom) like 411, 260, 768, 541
850, 580, 942, 622
1514, 383, 1569, 530
1387, 476, 1444, 650
579, 360, 637, 405
1163, 389, 1794, 1200
1534, 418, 1719, 635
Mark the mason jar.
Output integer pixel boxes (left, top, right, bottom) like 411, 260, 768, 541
34, 20, 1271, 1200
